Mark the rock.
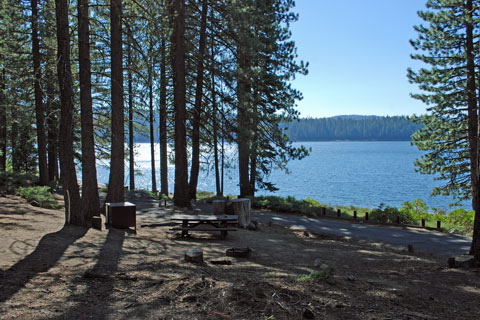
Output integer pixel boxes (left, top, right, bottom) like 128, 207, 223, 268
30, 200, 40, 207
302, 308, 315, 319
313, 258, 322, 267
347, 275, 356, 281
448, 255, 474, 269
185, 249, 203, 263
303, 231, 310, 237
319, 263, 330, 270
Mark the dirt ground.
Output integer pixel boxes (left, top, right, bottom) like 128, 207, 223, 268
0, 194, 480, 320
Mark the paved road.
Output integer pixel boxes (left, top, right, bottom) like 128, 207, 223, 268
127, 193, 472, 258
252, 211, 472, 257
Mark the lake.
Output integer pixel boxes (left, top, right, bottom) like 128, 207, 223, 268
96, 141, 469, 211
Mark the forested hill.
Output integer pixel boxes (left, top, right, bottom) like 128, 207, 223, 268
284, 115, 422, 141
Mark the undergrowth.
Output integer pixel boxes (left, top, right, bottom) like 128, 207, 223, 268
16, 186, 60, 209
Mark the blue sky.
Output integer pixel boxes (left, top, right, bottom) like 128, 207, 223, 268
290, 0, 428, 118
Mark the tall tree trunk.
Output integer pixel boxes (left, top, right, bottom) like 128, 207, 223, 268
0, 58, 6, 172
466, 0, 480, 260
78, 0, 100, 224
172, 0, 189, 207
148, 49, 157, 193
46, 76, 59, 182
188, 0, 208, 200
10, 108, 17, 171
55, 0, 83, 225
159, 29, 168, 196
212, 49, 221, 197
249, 106, 258, 197
237, 44, 251, 197
106, 0, 125, 203
127, 39, 135, 190
31, 0, 49, 186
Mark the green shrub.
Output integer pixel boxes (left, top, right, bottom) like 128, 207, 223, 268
400, 199, 429, 220
370, 203, 416, 224
446, 209, 474, 233
298, 266, 336, 284
16, 186, 60, 209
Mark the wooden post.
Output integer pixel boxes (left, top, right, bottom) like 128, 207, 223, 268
322, 207, 326, 216
396, 216, 400, 224
437, 220, 441, 229
353, 211, 357, 219
231, 198, 251, 228
421, 219, 425, 227
212, 200, 226, 215
337, 209, 341, 217
365, 212, 368, 221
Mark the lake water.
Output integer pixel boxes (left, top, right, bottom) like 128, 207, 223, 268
96, 141, 469, 211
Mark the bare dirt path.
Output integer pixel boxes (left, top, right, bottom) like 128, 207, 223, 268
1, 194, 479, 319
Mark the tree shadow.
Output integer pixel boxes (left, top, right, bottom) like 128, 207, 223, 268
54, 228, 125, 319
0, 225, 88, 303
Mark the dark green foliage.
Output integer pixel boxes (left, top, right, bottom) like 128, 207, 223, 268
408, 0, 480, 202
370, 203, 416, 224
252, 195, 324, 216
285, 116, 421, 141
16, 185, 59, 209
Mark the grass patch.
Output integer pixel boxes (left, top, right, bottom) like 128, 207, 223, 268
298, 266, 336, 284
16, 186, 60, 209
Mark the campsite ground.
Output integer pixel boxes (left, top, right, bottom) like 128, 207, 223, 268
0, 194, 479, 319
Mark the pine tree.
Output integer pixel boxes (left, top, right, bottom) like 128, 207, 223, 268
106, 0, 125, 203
55, 0, 82, 224
408, 0, 480, 260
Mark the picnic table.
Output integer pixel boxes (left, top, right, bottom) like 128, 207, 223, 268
170, 214, 238, 239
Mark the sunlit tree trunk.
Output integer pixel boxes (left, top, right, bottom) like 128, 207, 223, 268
55, 0, 83, 225
106, 0, 125, 203
172, 0, 189, 207
188, 0, 208, 200
78, 0, 100, 224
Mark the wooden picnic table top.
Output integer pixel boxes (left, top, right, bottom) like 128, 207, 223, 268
170, 214, 238, 222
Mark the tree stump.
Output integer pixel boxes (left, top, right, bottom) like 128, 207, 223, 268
448, 255, 474, 268
212, 200, 226, 215
185, 249, 203, 263
230, 198, 251, 228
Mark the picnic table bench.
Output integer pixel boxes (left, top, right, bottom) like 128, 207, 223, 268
170, 214, 238, 239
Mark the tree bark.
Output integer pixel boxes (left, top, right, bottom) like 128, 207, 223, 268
106, 0, 125, 203
212, 46, 221, 197
466, 0, 480, 261
188, 0, 208, 200
127, 39, 135, 191
159, 29, 168, 196
46, 79, 59, 182
172, 0, 189, 207
31, 0, 49, 186
0, 58, 6, 172
55, 0, 83, 225
78, 0, 100, 224
148, 45, 157, 193
237, 44, 251, 197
